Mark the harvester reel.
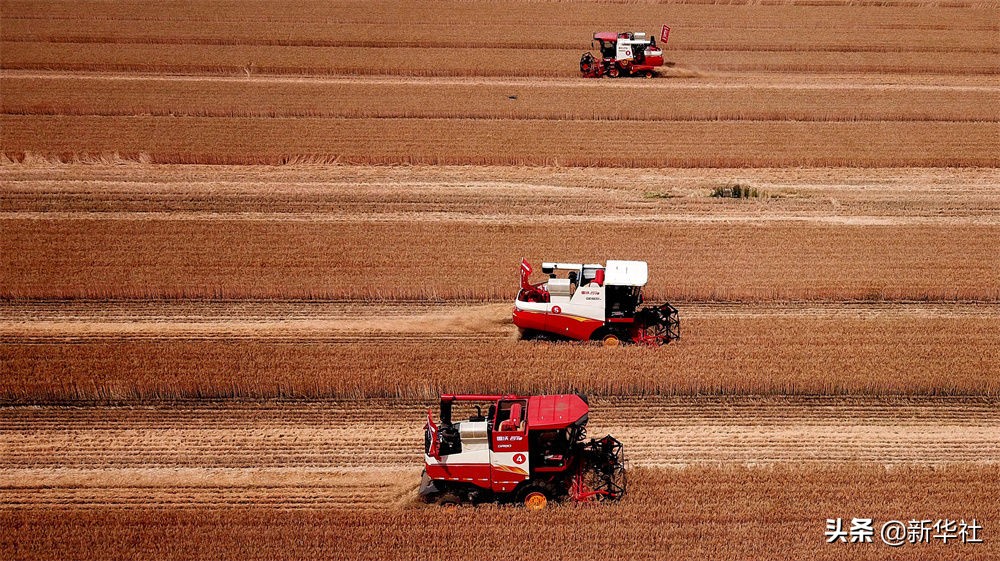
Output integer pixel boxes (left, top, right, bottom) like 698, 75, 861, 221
574, 435, 627, 501
634, 303, 681, 345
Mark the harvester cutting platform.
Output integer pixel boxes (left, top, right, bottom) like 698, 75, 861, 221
421, 393, 626, 509
580, 26, 670, 78
513, 259, 680, 345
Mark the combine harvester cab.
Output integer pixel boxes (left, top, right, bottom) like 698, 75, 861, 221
580, 28, 667, 78
420, 393, 626, 509
513, 259, 679, 345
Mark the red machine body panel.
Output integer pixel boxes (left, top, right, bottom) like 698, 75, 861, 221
527, 394, 589, 430
424, 462, 491, 486
512, 308, 604, 341
491, 417, 530, 493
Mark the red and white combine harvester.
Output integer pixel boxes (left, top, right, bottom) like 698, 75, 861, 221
513, 259, 680, 345
580, 25, 670, 78
421, 393, 626, 509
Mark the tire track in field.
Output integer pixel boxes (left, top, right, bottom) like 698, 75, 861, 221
1, 397, 997, 508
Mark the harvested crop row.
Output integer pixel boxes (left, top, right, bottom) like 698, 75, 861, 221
4, 116, 998, 167
4, 465, 998, 560
6, 75, 999, 123
2, 218, 997, 301
3, 163, 997, 221
3, 311, 999, 401
2, 399, 997, 469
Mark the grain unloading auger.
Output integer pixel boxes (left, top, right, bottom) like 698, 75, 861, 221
420, 393, 626, 509
513, 259, 680, 346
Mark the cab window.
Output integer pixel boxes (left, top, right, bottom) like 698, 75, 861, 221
494, 400, 527, 432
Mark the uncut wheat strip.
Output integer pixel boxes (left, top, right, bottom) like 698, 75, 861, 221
5, 76, 999, 122
2, 218, 998, 301
3, 20, 995, 53
4, 42, 997, 76
3, 0, 996, 48
5, 0, 995, 24
2, 315, 999, 401
3, 116, 998, 167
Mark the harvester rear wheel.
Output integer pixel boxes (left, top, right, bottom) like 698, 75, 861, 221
601, 334, 620, 347
438, 493, 461, 507
608, 66, 620, 78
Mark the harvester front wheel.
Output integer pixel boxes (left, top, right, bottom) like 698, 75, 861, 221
608, 66, 620, 78
524, 492, 547, 510
517, 483, 553, 510
601, 334, 620, 347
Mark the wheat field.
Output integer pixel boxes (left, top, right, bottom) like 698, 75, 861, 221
3, 401, 999, 558
4, 463, 999, 560
2, 0, 999, 558
2, 301, 999, 401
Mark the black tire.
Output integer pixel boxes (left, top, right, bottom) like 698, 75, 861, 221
438, 493, 461, 507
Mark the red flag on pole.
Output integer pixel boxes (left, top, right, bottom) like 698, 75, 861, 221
426, 409, 440, 460
520, 258, 533, 290
660, 25, 671, 44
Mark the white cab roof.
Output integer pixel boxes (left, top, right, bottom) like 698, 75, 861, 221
604, 260, 648, 286
541, 262, 583, 270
